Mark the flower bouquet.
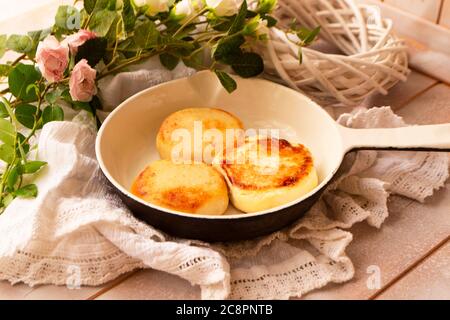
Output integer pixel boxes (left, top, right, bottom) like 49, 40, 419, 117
0, 0, 319, 212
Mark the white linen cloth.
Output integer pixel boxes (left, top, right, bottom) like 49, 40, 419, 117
0, 61, 448, 299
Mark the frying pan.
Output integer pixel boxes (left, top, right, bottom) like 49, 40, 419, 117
95, 71, 450, 242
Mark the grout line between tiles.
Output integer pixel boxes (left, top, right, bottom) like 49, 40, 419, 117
394, 81, 441, 113
86, 270, 140, 300
409, 67, 441, 82
369, 236, 450, 300
437, 0, 445, 25
367, 72, 449, 299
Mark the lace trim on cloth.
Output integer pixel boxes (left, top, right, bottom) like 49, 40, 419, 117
0, 101, 447, 299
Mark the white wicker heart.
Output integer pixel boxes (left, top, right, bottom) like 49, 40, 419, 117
260, 0, 409, 106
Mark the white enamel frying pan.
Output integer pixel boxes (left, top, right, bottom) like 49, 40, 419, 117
96, 71, 450, 242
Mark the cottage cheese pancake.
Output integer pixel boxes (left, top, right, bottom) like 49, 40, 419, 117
213, 136, 318, 213
156, 108, 244, 164
131, 160, 229, 215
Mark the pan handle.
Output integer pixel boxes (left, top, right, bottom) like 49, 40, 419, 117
339, 123, 450, 153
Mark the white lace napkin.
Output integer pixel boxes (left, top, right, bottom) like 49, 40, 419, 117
0, 62, 448, 299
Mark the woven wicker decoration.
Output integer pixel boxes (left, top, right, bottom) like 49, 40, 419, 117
260, 0, 410, 106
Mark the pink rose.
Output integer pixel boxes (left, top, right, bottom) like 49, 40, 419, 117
69, 59, 97, 102
36, 35, 69, 83
63, 29, 96, 55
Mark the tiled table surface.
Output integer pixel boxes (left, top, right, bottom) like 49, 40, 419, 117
0, 2, 449, 300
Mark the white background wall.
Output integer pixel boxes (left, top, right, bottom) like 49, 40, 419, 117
0, 0, 58, 21
380, 0, 449, 28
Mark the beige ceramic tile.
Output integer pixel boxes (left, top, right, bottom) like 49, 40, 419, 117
302, 84, 450, 299
95, 270, 200, 300
383, 0, 443, 22
438, 0, 450, 28
302, 184, 450, 299
377, 241, 450, 300
361, 71, 437, 110
0, 272, 134, 300
396, 84, 450, 124
0, 281, 102, 300
0, 282, 35, 300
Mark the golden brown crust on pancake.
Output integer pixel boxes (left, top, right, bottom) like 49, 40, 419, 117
220, 138, 314, 191
159, 187, 211, 212
131, 160, 228, 215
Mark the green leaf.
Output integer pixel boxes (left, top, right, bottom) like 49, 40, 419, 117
105, 15, 123, 43
0, 102, 8, 118
0, 65, 11, 79
14, 184, 38, 198
27, 29, 51, 58
116, 37, 135, 51
111, 0, 121, 10
0, 64, 11, 77
213, 34, 245, 63
297, 26, 320, 45
84, 0, 97, 14
229, 0, 248, 34
60, 88, 73, 103
8, 64, 41, 102
0, 118, 15, 146
0, 35, 6, 59
16, 133, 30, 155
89, 9, 117, 37
258, 0, 277, 14
85, 0, 116, 14
15, 104, 38, 129
214, 70, 237, 94
246, 10, 258, 18
61, 88, 96, 116
159, 53, 179, 71
72, 101, 93, 113
264, 15, 277, 27
44, 88, 62, 104
94, 0, 112, 11
26, 84, 40, 97
2, 194, 14, 207
211, 17, 234, 32
22, 161, 47, 174
231, 52, 264, 78
55, 5, 80, 31
159, 36, 195, 52
134, 20, 159, 49
122, 0, 136, 33
7, 165, 20, 189
75, 37, 107, 66
6, 35, 33, 53
0, 144, 14, 164
42, 105, 64, 124
182, 50, 204, 69
242, 15, 261, 36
